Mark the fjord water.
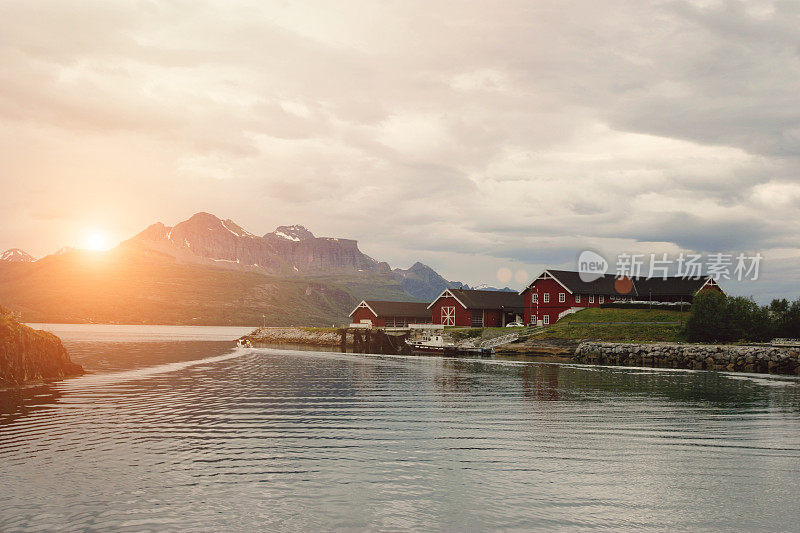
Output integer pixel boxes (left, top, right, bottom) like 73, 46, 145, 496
2, 326, 800, 531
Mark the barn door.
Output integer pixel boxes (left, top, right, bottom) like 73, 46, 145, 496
441, 306, 456, 326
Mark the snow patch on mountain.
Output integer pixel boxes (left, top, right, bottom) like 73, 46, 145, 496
1, 248, 36, 262
269, 225, 315, 241
275, 231, 300, 241
222, 219, 255, 238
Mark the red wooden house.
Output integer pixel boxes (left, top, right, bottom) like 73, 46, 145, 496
520, 269, 724, 326
349, 300, 432, 327
428, 289, 523, 327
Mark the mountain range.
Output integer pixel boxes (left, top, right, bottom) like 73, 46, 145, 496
0, 212, 511, 325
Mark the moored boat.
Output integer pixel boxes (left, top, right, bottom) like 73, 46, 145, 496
406, 333, 459, 355
405, 334, 493, 357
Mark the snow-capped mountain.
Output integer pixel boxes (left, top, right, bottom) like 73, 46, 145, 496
130, 212, 391, 275
269, 225, 315, 242
0, 248, 36, 262
469, 283, 514, 292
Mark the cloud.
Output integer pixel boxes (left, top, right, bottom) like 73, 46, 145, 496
0, 0, 798, 300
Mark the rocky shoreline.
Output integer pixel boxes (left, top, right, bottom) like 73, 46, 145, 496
242, 327, 342, 347
240, 327, 800, 377
0, 315, 84, 386
573, 341, 800, 376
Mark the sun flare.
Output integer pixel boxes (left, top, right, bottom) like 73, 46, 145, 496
84, 231, 107, 251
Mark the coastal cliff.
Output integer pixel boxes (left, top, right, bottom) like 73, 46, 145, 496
0, 312, 83, 386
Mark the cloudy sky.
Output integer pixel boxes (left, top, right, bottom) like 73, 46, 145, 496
1, 0, 799, 300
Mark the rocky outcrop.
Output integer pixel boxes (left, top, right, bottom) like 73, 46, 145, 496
496, 338, 578, 357
242, 327, 342, 346
574, 341, 800, 376
0, 316, 83, 386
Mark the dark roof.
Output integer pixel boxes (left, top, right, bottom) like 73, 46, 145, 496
634, 276, 713, 296
539, 269, 713, 297
445, 289, 523, 310
352, 300, 431, 318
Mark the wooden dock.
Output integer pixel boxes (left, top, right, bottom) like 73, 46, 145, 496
338, 327, 412, 355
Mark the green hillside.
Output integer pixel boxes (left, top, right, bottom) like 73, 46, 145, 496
0, 246, 409, 327
529, 307, 688, 342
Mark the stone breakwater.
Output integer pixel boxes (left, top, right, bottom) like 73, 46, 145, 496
574, 342, 800, 376
243, 327, 341, 346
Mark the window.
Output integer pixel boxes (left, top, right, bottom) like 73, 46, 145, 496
543, 314, 550, 325
471, 310, 484, 327
589, 295, 595, 304
441, 306, 456, 326
532, 293, 538, 303
559, 293, 565, 303
575, 295, 581, 303
599, 296, 604, 304
543, 293, 550, 303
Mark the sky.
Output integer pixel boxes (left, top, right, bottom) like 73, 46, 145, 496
1, 0, 799, 301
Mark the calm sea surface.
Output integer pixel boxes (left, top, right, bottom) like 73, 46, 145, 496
2, 324, 800, 531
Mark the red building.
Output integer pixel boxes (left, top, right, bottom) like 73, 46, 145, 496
428, 289, 523, 327
520, 269, 724, 326
349, 300, 432, 327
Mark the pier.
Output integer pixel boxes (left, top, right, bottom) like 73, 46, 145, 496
338, 326, 413, 355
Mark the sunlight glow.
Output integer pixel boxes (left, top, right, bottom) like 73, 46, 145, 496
84, 231, 107, 251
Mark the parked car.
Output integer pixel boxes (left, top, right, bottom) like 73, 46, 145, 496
505, 321, 524, 328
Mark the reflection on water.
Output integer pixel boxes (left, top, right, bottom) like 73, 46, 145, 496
2, 325, 800, 531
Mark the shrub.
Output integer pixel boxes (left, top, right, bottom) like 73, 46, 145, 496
770, 298, 800, 339
684, 291, 774, 343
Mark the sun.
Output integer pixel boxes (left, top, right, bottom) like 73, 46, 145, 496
84, 231, 107, 251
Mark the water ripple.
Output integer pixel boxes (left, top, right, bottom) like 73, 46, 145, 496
2, 334, 800, 531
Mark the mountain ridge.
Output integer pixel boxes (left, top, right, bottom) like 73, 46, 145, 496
0, 212, 514, 325
129, 212, 391, 276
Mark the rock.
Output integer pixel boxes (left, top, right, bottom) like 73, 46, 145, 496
572, 340, 800, 376
0, 313, 83, 386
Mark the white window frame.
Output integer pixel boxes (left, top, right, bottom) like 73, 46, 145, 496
441, 306, 456, 326
543, 293, 550, 303
589, 295, 595, 304
559, 293, 565, 303
532, 293, 538, 303
599, 296, 604, 304
543, 315, 550, 325
575, 295, 581, 303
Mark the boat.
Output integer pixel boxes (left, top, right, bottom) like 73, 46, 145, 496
405, 334, 493, 357
237, 339, 253, 348
406, 333, 459, 355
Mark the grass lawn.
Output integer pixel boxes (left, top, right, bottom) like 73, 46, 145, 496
530, 307, 688, 342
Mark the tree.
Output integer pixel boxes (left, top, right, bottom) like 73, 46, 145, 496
684, 290, 727, 342
684, 291, 773, 343
771, 298, 800, 339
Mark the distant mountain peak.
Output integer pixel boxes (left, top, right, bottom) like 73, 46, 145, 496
269, 225, 315, 241
0, 248, 35, 262
126, 214, 387, 276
